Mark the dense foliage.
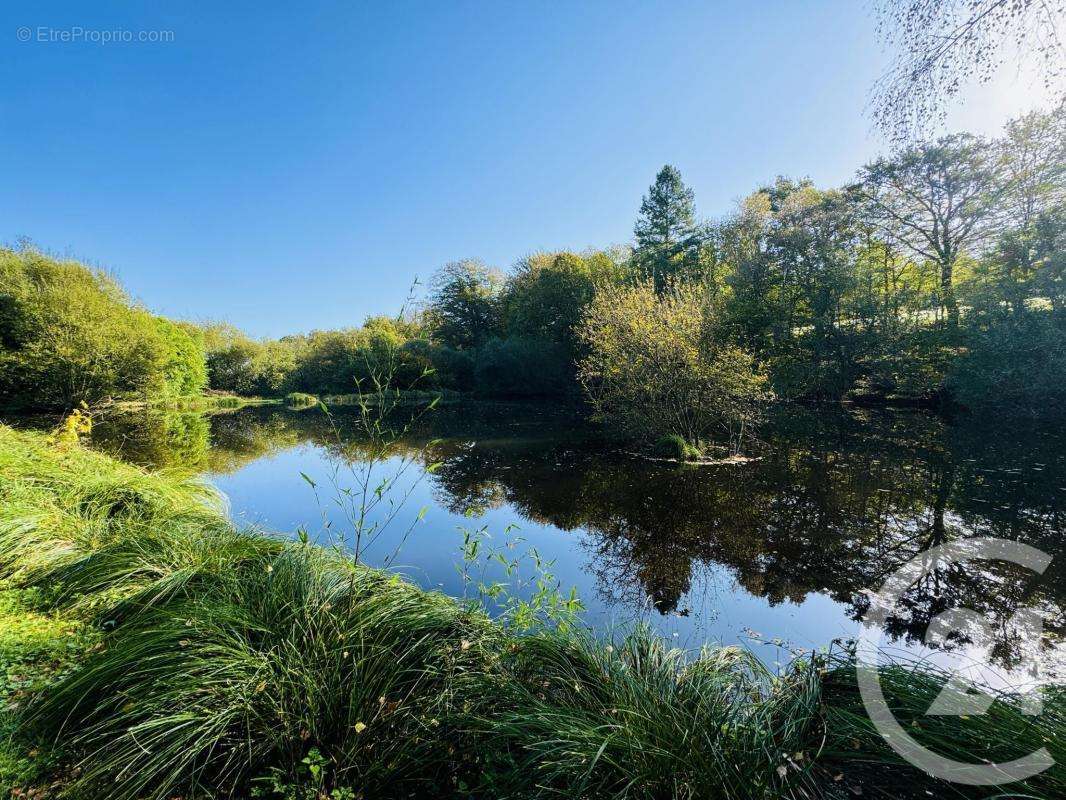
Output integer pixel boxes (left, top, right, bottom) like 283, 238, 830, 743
0, 247, 207, 410
192, 248, 629, 401
579, 281, 769, 452
3, 106, 1062, 434
187, 106, 1064, 437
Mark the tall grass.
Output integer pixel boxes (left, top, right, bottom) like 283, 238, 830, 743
0, 425, 232, 609
477, 629, 824, 799
2, 423, 1063, 800
818, 657, 1065, 799
25, 547, 495, 799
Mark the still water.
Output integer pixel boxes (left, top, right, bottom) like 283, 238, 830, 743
83, 401, 1065, 679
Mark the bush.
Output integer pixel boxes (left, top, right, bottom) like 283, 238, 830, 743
202, 327, 300, 397
578, 281, 770, 452
155, 318, 209, 398
650, 433, 700, 460
948, 310, 1066, 414
399, 338, 475, 392
0, 247, 207, 409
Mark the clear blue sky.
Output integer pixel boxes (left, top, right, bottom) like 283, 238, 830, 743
0, 1, 1049, 337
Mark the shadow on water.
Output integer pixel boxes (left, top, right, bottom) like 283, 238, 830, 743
64, 401, 1066, 671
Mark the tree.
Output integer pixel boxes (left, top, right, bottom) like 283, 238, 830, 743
999, 102, 1066, 229
712, 180, 877, 399
473, 337, 572, 397
427, 259, 503, 350
502, 250, 623, 358
633, 165, 702, 291
1032, 204, 1066, 310
852, 134, 1003, 326
951, 199, 1066, 412
0, 246, 207, 409
871, 0, 1066, 140
989, 104, 1066, 298
156, 318, 209, 397
577, 281, 769, 454
201, 323, 262, 393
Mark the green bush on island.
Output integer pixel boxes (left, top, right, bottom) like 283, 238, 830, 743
650, 433, 701, 460
579, 281, 770, 454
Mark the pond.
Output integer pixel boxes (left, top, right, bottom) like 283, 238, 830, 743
54, 401, 1066, 682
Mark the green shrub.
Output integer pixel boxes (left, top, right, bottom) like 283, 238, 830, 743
947, 311, 1066, 414
400, 338, 475, 391
0, 246, 207, 410
285, 391, 319, 407
650, 433, 700, 460
578, 281, 770, 451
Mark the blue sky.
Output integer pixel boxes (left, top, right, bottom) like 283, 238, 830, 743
1, 1, 1053, 337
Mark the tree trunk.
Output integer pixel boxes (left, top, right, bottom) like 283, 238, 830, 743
941, 257, 959, 328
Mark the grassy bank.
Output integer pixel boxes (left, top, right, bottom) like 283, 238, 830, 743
317, 388, 464, 407
0, 424, 1061, 799
107, 392, 284, 413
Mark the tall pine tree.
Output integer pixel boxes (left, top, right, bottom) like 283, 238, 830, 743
634, 165, 699, 291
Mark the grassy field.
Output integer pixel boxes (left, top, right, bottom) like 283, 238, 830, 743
0, 422, 1061, 799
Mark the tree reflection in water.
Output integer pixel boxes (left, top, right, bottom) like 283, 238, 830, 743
87, 401, 1065, 672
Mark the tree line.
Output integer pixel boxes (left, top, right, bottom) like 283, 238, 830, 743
3, 105, 1063, 451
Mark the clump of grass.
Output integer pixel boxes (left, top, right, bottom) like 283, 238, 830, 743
650, 433, 701, 461
477, 628, 823, 799
0, 425, 229, 608
818, 656, 1065, 799
23, 546, 497, 800
285, 391, 320, 408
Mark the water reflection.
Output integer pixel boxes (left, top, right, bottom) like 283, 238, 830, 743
84, 402, 1065, 671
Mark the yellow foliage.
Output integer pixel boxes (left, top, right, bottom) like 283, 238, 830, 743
50, 406, 92, 449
